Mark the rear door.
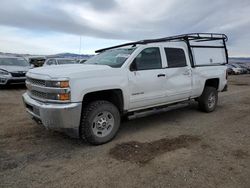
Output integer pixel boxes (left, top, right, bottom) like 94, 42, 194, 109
163, 47, 192, 101
128, 47, 167, 110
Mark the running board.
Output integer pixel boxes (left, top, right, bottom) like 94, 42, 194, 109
127, 101, 191, 120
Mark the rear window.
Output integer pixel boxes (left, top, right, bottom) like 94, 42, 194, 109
164, 48, 187, 68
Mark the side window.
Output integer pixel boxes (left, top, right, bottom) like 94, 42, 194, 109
46, 59, 56, 65
165, 48, 187, 68
132, 47, 162, 71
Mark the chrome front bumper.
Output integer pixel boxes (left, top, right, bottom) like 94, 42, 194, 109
22, 92, 82, 138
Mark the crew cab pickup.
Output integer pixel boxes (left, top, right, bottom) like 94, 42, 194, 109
23, 33, 228, 145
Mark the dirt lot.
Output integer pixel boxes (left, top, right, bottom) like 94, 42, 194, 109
1, 75, 250, 188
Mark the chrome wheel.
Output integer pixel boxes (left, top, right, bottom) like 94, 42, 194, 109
208, 93, 216, 109
92, 111, 115, 138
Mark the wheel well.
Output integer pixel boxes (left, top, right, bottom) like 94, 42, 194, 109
205, 78, 219, 90
82, 89, 124, 113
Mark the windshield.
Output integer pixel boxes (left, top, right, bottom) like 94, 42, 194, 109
85, 48, 136, 68
0, 58, 29, 66
57, 59, 78, 65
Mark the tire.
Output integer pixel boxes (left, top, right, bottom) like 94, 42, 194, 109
80, 100, 121, 145
198, 87, 218, 113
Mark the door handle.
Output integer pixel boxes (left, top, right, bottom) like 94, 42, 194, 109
183, 70, 191, 75
157, 74, 166, 77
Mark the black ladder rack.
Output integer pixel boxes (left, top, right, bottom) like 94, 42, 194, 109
95, 33, 229, 67
95, 33, 228, 53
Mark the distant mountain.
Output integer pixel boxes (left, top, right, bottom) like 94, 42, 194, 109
0, 52, 94, 60
229, 57, 250, 63
1, 51, 250, 63
0, 51, 31, 57
46, 53, 94, 59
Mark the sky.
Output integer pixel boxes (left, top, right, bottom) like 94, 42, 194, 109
0, 0, 249, 56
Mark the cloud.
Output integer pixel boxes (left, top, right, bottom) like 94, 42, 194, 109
0, 26, 127, 54
0, 0, 249, 55
62, 0, 118, 11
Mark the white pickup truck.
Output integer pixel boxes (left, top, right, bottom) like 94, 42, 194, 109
23, 33, 228, 145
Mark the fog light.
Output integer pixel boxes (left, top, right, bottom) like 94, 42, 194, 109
0, 78, 7, 83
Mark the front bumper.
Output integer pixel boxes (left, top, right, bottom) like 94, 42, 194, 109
22, 92, 82, 138
0, 76, 26, 85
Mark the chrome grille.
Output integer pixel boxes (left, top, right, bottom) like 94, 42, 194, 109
26, 77, 46, 87
26, 76, 70, 102
31, 90, 47, 99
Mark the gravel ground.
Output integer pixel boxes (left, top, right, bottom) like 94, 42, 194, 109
0, 75, 250, 188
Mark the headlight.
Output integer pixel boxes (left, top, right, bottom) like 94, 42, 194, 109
47, 80, 70, 101
0, 69, 10, 75
47, 80, 70, 88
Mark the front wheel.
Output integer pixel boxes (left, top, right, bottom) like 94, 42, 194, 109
80, 100, 120, 145
198, 87, 218, 113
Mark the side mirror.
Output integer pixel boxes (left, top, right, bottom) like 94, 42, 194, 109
130, 60, 137, 71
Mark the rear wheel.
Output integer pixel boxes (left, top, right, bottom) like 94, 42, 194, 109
80, 100, 120, 145
198, 87, 218, 113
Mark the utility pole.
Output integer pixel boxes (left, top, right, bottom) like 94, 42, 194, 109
79, 36, 82, 55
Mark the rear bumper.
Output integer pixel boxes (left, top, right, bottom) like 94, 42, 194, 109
22, 92, 82, 138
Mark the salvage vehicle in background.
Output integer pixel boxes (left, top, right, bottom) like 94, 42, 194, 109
226, 64, 242, 75
29, 56, 46, 67
226, 66, 233, 75
0, 56, 31, 86
79, 59, 87, 64
23, 33, 228, 145
230, 64, 246, 74
43, 58, 79, 66
237, 63, 250, 74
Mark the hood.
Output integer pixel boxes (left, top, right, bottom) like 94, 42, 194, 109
27, 64, 112, 78
0, 65, 31, 73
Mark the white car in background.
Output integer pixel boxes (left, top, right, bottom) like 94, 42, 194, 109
43, 58, 79, 66
226, 64, 242, 75
0, 56, 31, 86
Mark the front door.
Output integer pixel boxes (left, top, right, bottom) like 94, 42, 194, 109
128, 47, 167, 110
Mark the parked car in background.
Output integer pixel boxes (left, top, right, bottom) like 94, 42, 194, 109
79, 59, 87, 64
29, 56, 46, 67
237, 63, 250, 73
0, 56, 31, 86
227, 64, 242, 75
43, 58, 79, 66
231, 64, 247, 74
226, 66, 233, 75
